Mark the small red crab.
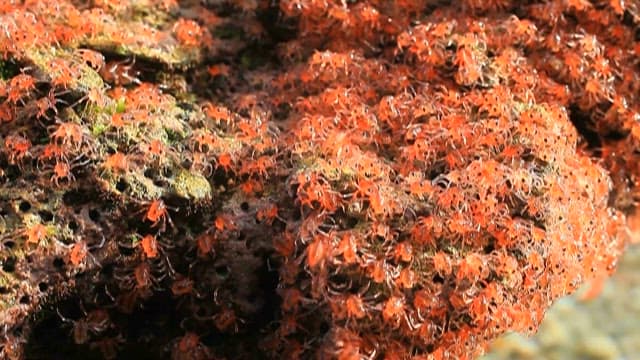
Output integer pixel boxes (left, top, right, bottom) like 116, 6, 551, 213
140, 199, 174, 233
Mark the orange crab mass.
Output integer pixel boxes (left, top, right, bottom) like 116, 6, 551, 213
0, 0, 638, 359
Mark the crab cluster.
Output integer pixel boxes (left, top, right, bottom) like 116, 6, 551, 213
0, 0, 636, 359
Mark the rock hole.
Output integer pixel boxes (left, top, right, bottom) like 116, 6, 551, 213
153, 178, 168, 188
196, 306, 209, 318
38, 210, 54, 222
118, 244, 136, 256
53, 257, 65, 269
115, 178, 128, 192
144, 168, 157, 179
568, 104, 601, 150
18, 201, 31, 212
88, 208, 101, 222
101, 263, 114, 278
2, 257, 16, 273
432, 274, 444, 284
215, 265, 230, 279
63, 190, 86, 206
68, 220, 79, 232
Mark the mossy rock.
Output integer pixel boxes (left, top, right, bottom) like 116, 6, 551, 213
25, 47, 104, 96
85, 27, 200, 69
171, 169, 212, 201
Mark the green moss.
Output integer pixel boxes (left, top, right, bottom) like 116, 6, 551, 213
91, 121, 108, 137
115, 98, 127, 113
127, 233, 142, 248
